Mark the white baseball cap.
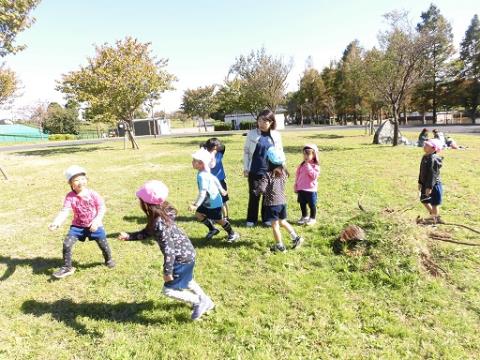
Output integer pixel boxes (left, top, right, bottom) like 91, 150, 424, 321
64, 165, 87, 182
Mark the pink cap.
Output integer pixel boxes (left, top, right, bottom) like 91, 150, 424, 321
424, 139, 442, 152
136, 180, 168, 205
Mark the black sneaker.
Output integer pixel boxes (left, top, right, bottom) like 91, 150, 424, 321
292, 236, 304, 249
105, 259, 116, 268
227, 232, 240, 243
205, 228, 220, 240
270, 244, 286, 253
52, 266, 75, 279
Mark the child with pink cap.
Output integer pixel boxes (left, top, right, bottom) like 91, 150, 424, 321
294, 144, 320, 226
418, 139, 444, 223
118, 180, 214, 321
189, 148, 240, 242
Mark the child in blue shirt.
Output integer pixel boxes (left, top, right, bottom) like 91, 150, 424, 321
189, 148, 240, 242
203, 138, 229, 220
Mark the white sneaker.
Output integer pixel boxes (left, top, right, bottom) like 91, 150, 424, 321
246, 221, 255, 228
297, 217, 309, 225
305, 218, 316, 226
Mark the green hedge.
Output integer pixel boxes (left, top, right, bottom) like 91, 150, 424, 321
214, 122, 232, 131
239, 122, 255, 130
48, 134, 78, 141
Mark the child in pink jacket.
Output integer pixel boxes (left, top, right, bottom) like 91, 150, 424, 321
294, 144, 320, 225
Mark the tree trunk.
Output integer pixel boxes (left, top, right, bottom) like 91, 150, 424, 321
0, 166, 8, 180
125, 120, 139, 149
392, 103, 399, 146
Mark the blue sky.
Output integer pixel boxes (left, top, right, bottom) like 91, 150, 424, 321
1, 0, 478, 118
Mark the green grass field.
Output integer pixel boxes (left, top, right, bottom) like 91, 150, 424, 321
1, 130, 479, 359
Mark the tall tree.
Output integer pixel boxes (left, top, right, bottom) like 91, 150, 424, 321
0, 66, 17, 107
42, 102, 80, 135
336, 40, 369, 124
0, 0, 40, 57
297, 66, 325, 125
364, 11, 428, 145
458, 14, 480, 122
57, 37, 176, 149
416, 4, 454, 123
321, 63, 340, 124
228, 47, 292, 116
181, 85, 217, 131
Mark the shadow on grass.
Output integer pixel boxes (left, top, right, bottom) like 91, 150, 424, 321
122, 215, 146, 224
283, 145, 356, 154
21, 299, 189, 336
158, 134, 237, 147
13, 146, 115, 157
189, 236, 251, 249
0, 256, 102, 281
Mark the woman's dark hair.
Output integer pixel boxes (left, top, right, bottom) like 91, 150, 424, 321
268, 160, 289, 178
256, 109, 276, 130
139, 199, 177, 234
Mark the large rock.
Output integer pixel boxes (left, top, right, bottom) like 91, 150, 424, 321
373, 120, 409, 145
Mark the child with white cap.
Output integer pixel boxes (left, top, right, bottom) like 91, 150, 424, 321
294, 144, 320, 225
48, 165, 115, 278
118, 180, 214, 321
189, 148, 240, 242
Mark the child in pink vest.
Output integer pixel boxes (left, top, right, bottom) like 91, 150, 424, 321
294, 144, 320, 226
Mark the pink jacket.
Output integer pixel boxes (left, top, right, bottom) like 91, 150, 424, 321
294, 162, 320, 192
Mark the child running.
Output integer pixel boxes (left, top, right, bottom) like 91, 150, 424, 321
189, 148, 240, 242
203, 138, 230, 220
254, 147, 304, 252
118, 180, 214, 321
48, 165, 115, 279
294, 144, 320, 225
418, 139, 444, 223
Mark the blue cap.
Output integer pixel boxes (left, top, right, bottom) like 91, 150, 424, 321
266, 147, 286, 165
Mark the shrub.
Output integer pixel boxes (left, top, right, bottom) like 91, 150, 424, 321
214, 122, 232, 131
239, 121, 255, 130
48, 134, 78, 141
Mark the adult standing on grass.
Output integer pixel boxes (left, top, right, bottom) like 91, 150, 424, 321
243, 109, 283, 227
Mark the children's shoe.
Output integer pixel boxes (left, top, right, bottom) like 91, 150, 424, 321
191, 297, 215, 321
292, 236, 304, 249
52, 266, 75, 279
205, 228, 220, 240
105, 259, 116, 268
305, 218, 316, 226
227, 232, 240, 243
297, 217, 309, 225
270, 243, 287, 253
245, 221, 255, 228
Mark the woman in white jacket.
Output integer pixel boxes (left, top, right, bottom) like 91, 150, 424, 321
243, 109, 284, 227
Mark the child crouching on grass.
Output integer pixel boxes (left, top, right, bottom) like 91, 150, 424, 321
254, 147, 304, 252
418, 139, 444, 223
189, 148, 240, 243
49, 165, 115, 279
118, 180, 214, 321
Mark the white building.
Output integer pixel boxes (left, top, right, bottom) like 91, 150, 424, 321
225, 109, 286, 130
